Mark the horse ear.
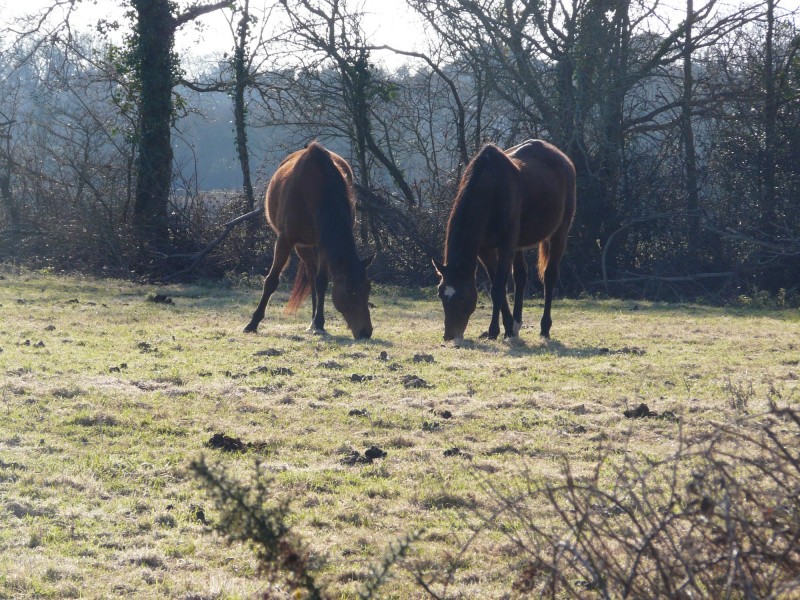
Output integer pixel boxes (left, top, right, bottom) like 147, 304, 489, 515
432, 258, 446, 277
362, 253, 376, 269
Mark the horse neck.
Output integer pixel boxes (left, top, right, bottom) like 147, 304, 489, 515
319, 196, 362, 284
445, 188, 487, 276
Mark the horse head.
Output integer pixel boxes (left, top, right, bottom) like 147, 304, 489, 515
432, 259, 477, 342
332, 253, 375, 339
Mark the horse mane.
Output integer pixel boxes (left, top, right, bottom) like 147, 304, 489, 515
445, 144, 516, 271
307, 143, 362, 279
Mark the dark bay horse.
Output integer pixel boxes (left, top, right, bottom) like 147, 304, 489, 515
244, 142, 374, 339
433, 139, 576, 342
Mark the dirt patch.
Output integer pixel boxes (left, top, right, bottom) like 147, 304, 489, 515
253, 348, 283, 357
412, 353, 435, 364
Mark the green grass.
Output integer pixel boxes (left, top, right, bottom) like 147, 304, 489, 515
0, 267, 798, 598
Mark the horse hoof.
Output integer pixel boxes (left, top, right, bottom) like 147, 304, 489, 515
243, 325, 258, 334
479, 331, 499, 340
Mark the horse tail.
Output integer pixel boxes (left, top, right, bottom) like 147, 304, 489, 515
538, 239, 551, 283
284, 261, 312, 314
538, 152, 577, 283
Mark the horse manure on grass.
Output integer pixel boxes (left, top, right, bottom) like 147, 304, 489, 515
623, 403, 680, 422
340, 445, 387, 466
206, 433, 245, 452
364, 446, 387, 460
402, 375, 432, 389
623, 403, 653, 418
147, 294, 173, 304
350, 374, 374, 383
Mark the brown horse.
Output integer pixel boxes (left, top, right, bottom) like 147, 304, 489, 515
244, 142, 374, 339
433, 139, 576, 342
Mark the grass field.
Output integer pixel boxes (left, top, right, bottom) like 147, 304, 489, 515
0, 267, 798, 598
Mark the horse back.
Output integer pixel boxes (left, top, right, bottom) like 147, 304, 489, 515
266, 142, 355, 244
508, 140, 576, 248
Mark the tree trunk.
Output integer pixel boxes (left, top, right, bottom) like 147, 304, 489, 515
132, 0, 175, 256
762, 0, 777, 237
0, 124, 21, 251
683, 0, 701, 262
233, 0, 255, 214
130, 0, 231, 264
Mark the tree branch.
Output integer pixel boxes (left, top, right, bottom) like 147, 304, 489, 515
161, 206, 264, 280
174, 1, 234, 28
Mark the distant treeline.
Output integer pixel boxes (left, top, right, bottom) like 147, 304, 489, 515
1, 0, 798, 302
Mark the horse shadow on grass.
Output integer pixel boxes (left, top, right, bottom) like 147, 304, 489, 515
273, 328, 396, 349
452, 336, 617, 359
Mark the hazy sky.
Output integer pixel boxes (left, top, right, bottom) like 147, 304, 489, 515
0, 0, 427, 68
3, 0, 799, 71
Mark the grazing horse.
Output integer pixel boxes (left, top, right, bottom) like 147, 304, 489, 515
244, 142, 374, 339
433, 139, 576, 342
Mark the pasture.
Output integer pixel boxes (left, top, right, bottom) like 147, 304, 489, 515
0, 268, 798, 598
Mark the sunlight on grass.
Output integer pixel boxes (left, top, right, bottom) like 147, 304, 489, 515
0, 268, 798, 597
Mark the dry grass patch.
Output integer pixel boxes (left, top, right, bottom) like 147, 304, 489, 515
0, 269, 798, 597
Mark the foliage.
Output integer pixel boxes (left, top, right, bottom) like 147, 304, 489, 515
190, 456, 328, 599
492, 409, 800, 598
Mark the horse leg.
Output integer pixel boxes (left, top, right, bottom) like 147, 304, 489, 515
311, 255, 329, 333
478, 249, 514, 340
244, 235, 293, 333
511, 250, 527, 336
295, 246, 321, 332
539, 234, 567, 339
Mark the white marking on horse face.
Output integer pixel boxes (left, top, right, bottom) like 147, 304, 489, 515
513, 320, 522, 335
444, 286, 456, 299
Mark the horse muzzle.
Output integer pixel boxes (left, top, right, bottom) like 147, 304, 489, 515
355, 326, 373, 340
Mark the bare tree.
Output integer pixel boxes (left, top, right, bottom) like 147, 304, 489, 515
278, 0, 415, 205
